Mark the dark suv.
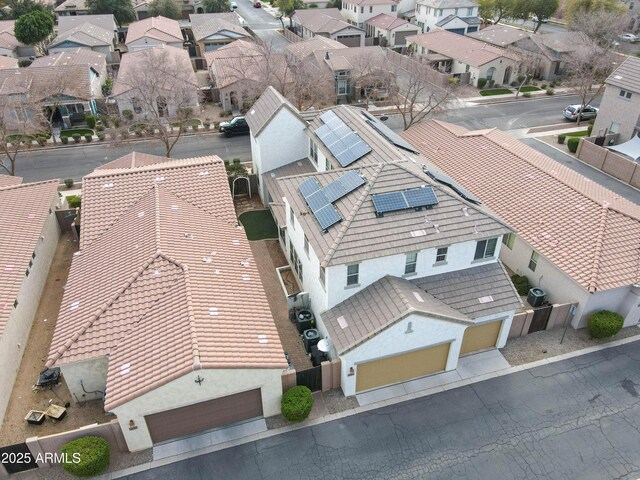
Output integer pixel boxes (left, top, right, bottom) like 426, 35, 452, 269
218, 116, 249, 137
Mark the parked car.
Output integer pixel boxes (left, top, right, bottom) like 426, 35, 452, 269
218, 116, 249, 137
254, 1, 261, 6
230, 1, 237, 8
531, 15, 548, 23
563, 104, 599, 121
620, 33, 639, 43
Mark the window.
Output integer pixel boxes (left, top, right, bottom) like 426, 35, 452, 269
465, 64, 470, 73
435, 247, 448, 263
369, 5, 372, 12
325, 157, 331, 170
610, 121, 620, 134
337, 79, 348, 95
502, 233, 515, 249
620, 89, 633, 100
405, 252, 418, 274
304, 235, 309, 256
454, 8, 458, 14
474, 238, 497, 260
346, 263, 359, 286
554, 62, 561, 75
467, 7, 473, 15
310, 140, 318, 164
291, 247, 303, 281
437, 8, 442, 15
289, 207, 295, 229
391, 4, 396, 11
360, 6, 363, 12
528, 251, 539, 271
132, 97, 142, 114
320, 266, 326, 287
279, 227, 286, 243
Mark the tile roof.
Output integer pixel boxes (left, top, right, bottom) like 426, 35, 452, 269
189, 13, 246, 42
418, 0, 477, 7
277, 160, 511, 267
402, 121, 640, 293
348, 0, 397, 5
606, 56, 640, 93
95, 152, 173, 170
50, 23, 114, 48
0, 174, 22, 187
0, 56, 17, 70
112, 45, 197, 97
47, 155, 287, 411
0, 179, 59, 336
55, 0, 88, 12
292, 9, 361, 35
245, 85, 300, 137
406, 30, 519, 67
262, 158, 316, 226
323, 262, 520, 354
436, 14, 481, 26
467, 25, 530, 47
365, 13, 410, 30
29, 48, 106, 71
314, 46, 388, 75
285, 36, 347, 61
0, 21, 24, 50
57, 14, 117, 33
125, 15, 183, 45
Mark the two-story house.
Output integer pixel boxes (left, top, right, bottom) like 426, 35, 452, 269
246, 87, 522, 397
592, 56, 640, 143
415, 0, 480, 34
125, 16, 184, 51
341, 0, 399, 29
49, 15, 118, 58
291, 9, 365, 47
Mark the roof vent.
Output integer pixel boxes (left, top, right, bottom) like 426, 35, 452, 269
4, 264, 13, 271
258, 334, 268, 344
203, 257, 212, 263
325, 51, 330, 60
232, 239, 240, 246
184, 233, 193, 239
410, 229, 427, 237
462, 207, 469, 216
478, 295, 494, 303
209, 307, 219, 316
27, 213, 36, 219
102, 183, 113, 188
155, 176, 165, 182
250, 109, 255, 115
214, 269, 221, 274
412, 292, 425, 303
433, 223, 440, 233
170, 205, 178, 210
119, 363, 130, 375
138, 211, 144, 217
199, 170, 209, 176
337, 315, 348, 329
70, 301, 80, 310
242, 274, 251, 281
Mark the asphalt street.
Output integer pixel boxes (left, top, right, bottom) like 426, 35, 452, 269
234, 0, 290, 50
14, 95, 596, 182
123, 340, 640, 480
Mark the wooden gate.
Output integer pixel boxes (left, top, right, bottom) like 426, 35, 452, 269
529, 304, 553, 334
0, 443, 38, 474
296, 365, 322, 392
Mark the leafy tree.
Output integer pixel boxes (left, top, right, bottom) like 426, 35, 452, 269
326, 0, 342, 9
478, 0, 515, 24
565, 0, 626, 23
14, 10, 54, 56
86, 0, 136, 26
512, 0, 558, 32
273, 0, 304, 28
202, 0, 231, 12
148, 0, 182, 19
0, 0, 52, 20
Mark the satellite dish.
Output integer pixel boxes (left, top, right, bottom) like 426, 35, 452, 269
317, 339, 331, 353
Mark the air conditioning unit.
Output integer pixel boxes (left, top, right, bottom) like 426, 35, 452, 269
303, 329, 320, 353
295, 310, 315, 334
527, 288, 546, 308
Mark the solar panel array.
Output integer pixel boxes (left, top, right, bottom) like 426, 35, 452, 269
315, 111, 372, 167
361, 111, 419, 154
372, 186, 439, 216
298, 170, 367, 231
421, 167, 482, 205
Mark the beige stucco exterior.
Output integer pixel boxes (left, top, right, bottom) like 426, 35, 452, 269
59, 356, 109, 403
593, 84, 640, 142
0, 205, 60, 425
111, 368, 284, 451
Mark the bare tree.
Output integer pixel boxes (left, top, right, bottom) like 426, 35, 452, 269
347, 51, 396, 110
114, 47, 202, 157
0, 93, 48, 176
284, 54, 335, 111
568, 10, 629, 49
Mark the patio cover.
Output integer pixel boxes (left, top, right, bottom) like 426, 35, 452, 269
608, 135, 640, 162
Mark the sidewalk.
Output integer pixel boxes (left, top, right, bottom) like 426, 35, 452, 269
97, 333, 640, 480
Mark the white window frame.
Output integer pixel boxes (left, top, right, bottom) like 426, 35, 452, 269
474, 238, 497, 260
304, 234, 309, 256
319, 266, 326, 288
405, 252, 418, 275
346, 263, 359, 286
502, 233, 515, 249
435, 246, 448, 263
528, 251, 539, 271
289, 207, 295, 229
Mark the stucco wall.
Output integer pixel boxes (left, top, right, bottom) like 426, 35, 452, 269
582, 285, 640, 329
593, 83, 640, 142
115, 88, 199, 120
342, 3, 396, 26
0, 205, 60, 425
60, 356, 109, 403
111, 368, 283, 451
416, 4, 478, 31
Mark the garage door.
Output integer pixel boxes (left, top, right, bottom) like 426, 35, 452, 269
394, 30, 419, 47
145, 389, 263, 444
460, 320, 503, 356
447, 28, 466, 35
356, 342, 450, 393
336, 35, 362, 47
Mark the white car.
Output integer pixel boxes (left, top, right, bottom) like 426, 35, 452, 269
230, 1, 238, 8
531, 15, 548, 23
620, 33, 639, 43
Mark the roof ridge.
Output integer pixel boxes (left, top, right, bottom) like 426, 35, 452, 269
321, 164, 384, 268
0, 178, 58, 191
46, 250, 170, 367
154, 184, 161, 249
587, 206, 609, 293
181, 265, 202, 371
88, 156, 219, 177
386, 275, 415, 310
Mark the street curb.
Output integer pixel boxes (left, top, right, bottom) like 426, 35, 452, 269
468, 91, 575, 106
102, 332, 640, 479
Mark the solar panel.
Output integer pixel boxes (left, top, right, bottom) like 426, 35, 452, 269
338, 170, 366, 192
422, 167, 482, 204
315, 110, 372, 167
298, 177, 321, 199
362, 111, 419, 154
405, 187, 438, 208
320, 110, 339, 123
372, 191, 407, 214
306, 190, 330, 213
314, 204, 342, 231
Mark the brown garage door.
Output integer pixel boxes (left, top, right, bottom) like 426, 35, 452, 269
145, 389, 263, 444
460, 320, 503, 356
336, 34, 362, 47
356, 342, 450, 393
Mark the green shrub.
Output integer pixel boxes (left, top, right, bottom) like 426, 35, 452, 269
64, 178, 74, 188
516, 74, 525, 83
95, 124, 105, 132
84, 134, 92, 142
203, 120, 211, 130
101, 78, 113, 96
122, 110, 133, 121
488, 79, 495, 87
18, 59, 32, 67
587, 124, 593, 136
567, 137, 580, 153
550, 80, 557, 87
97, 131, 105, 141
558, 135, 566, 144
67, 195, 81, 208
85, 114, 96, 128
111, 116, 121, 128
541, 83, 548, 89
522, 92, 531, 98
546, 88, 554, 95
97, 114, 109, 127
510, 274, 531, 296
61, 136, 69, 144
477, 77, 488, 89
309, 2, 318, 6
61, 436, 109, 477
448, 77, 460, 85
72, 133, 81, 143
510, 81, 519, 87
588, 310, 624, 339
281, 386, 313, 422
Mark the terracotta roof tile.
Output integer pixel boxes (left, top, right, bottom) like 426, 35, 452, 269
0, 179, 59, 335
125, 16, 183, 45
402, 121, 640, 292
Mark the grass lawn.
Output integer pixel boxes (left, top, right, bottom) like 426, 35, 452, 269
519, 86, 541, 92
479, 88, 513, 96
562, 130, 590, 137
7, 132, 50, 143
171, 118, 202, 127
239, 209, 278, 240
60, 128, 94, 139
